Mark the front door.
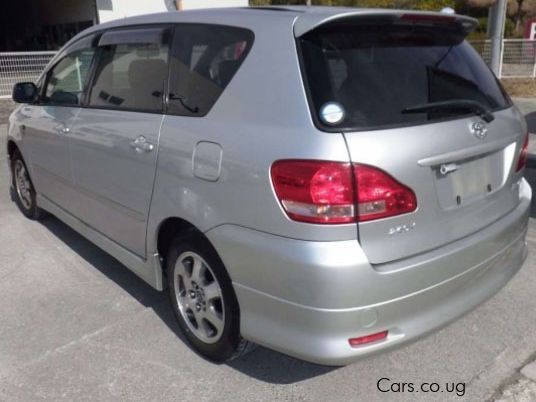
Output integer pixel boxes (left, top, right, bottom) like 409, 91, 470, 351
26, 38, 96, 213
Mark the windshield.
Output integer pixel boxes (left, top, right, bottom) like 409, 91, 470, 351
299, 20, 511, 131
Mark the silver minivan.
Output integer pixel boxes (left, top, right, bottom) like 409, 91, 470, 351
7, 7, 531, 365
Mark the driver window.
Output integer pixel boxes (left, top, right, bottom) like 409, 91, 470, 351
43, 42, 96, 106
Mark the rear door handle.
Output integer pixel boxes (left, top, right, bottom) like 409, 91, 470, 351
129, 135, 155, 153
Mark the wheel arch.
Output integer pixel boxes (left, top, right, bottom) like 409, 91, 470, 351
156, 217, 198, 261
155, 217, 226, 284
7, 139, 20, 161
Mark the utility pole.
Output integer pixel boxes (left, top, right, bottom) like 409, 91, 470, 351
94, 0, 100, 24
488, 0, 508, 77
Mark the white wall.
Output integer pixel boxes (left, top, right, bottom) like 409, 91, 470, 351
181, 0, 248, 9
97, 0, 248, 23
97, 0, 167, 23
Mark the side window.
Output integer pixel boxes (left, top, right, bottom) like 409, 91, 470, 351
88, 27, 170, 112
168, 24, 254, 117
43, 37, 96, 106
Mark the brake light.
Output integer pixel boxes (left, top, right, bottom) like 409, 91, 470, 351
399, 14, 476, 34
400, 14, 456, 24
271, 160, 417, 224
516, 133, 529, 172
354, 164, 417, 222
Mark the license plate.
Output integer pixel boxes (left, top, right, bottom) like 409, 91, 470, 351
434, 151, 504, 209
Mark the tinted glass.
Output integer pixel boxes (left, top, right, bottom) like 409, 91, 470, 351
168, 24, 254, 117
299, 22, 510, 131
88, 27, 170, 112
43, 38, 96, 106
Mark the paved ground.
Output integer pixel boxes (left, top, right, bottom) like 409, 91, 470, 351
0, 99, 14, 124
1, 112, 536, 401
514, 98, 536, 116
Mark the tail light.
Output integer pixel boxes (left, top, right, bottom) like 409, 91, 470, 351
354, 164, 417, 222
270, 160, 354, 224
271, 160, 417, 224
516, 133, 529, 172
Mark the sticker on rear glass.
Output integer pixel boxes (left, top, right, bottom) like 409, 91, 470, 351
320, 102, 345, 125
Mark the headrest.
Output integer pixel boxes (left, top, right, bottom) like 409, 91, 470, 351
128, 59, 168, 90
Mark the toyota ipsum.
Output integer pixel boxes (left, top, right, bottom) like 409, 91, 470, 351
6, 6, 531, 365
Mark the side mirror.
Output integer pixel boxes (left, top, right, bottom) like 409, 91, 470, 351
12, 82, 38, 104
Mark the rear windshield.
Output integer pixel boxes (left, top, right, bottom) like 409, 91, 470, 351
299, 20, 511, 131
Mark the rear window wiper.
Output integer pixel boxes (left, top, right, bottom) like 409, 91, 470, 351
402, 99, 495, 122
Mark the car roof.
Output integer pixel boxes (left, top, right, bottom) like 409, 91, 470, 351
74, 6, 477, 45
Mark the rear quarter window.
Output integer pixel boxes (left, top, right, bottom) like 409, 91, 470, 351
167, 24, 254, 117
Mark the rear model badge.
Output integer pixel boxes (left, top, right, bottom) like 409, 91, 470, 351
388, 222, 416, 235
470, 121, 488, 139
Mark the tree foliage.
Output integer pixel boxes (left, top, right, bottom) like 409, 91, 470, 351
250, 0, 456, 10
508, 0, 536, 32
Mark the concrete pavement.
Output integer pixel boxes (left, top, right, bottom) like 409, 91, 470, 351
1, 123, 536, 401
514, 98, 536, 117
0, 99, 14, 124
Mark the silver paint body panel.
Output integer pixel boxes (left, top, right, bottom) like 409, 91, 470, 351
6, 7, 531, 365
68, 109, 163, 257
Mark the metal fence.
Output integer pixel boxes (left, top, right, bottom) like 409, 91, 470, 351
0, 51, 56, 98
0, 40, 535, 98
501, 39, 536, 78
470, 39, 536, 78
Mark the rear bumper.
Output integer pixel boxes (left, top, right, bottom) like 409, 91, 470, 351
206, 179, 531, 365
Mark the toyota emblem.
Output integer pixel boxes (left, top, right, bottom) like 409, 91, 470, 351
470, 121, 488, 139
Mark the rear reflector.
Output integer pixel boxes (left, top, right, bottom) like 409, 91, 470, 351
349, 330, 388, 347
516, 133, 529, 172
271, 160, 417, 224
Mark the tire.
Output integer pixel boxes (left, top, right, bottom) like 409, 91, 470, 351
166, 234, 255, 362
10, 151, 45, 220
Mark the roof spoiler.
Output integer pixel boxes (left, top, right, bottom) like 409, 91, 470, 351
293, 9, 478, 37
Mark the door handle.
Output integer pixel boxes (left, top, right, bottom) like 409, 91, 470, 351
129, 136, 155, 153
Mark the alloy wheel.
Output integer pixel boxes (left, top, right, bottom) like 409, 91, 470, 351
14, 160, 32, 210
173, 251, 225, 344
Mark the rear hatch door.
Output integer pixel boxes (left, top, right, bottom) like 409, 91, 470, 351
297, 13, 527, 264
